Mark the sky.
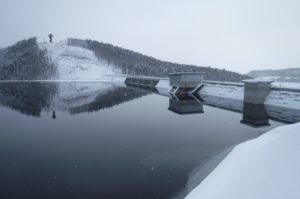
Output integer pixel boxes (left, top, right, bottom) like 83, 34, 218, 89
0, 0, 299, 74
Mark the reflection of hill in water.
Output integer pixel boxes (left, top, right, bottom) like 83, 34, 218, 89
69, 87, 149, 114
0, 83, 58, 116
0, 83, 148, 117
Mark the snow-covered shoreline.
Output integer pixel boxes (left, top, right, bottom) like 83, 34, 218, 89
185, 122, 300, 199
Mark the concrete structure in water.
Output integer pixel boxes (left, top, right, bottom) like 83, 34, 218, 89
169, 72, 204, 98
122, 73, 300, 122
169, 72, 205, 89
243, 80, 273, 104
240, 79, 273, 127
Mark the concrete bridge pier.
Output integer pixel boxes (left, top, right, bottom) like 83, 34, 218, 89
241, 80, 273, 127
169, 72, 204, 99
243, 80, 273, 104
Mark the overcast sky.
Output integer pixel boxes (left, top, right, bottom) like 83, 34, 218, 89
0, 0, 299, 73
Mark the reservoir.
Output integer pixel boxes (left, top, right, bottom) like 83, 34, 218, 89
0, 82, 286, 199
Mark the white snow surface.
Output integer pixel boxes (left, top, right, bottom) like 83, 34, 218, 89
185, 122, 300, 199
155, 79, 171, 97
272, 82, 300, 89
265, 90, 300, 110
39, 41, 121, 80
199, 84, 244, 101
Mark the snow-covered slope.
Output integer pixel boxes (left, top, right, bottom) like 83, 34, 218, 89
185, 122, 300, 199
39, 41, 121, 80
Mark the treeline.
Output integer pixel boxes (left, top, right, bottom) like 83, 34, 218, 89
67, 38, 250, 82
0, 38, 57, 80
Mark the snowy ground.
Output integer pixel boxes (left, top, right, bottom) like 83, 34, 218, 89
185, 122, 300, 199
265, 90, 300, 110
39, 41, 121, 80
255, 76, 300, 84
272, 82, 300, 89
199, 84, 244, 101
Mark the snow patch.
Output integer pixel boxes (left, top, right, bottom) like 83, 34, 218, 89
39, 41, 121, 80
265, 90, 300, 110
272, 82, 300, 89
199, 84, 244, 101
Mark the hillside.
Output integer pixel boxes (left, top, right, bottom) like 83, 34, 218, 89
0, 37, 250, 82
0, 38, 57, 80
39, 41, 120, 80
67, 38, 250, 82
248, 68, 300, 82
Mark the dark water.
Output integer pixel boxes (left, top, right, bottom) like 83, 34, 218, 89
0, 82, 285, 199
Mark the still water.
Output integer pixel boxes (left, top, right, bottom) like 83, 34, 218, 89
0, 82, 285, 199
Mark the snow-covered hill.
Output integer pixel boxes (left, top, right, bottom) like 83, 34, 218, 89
39, 41, 121, 80
0, 38, 57, 80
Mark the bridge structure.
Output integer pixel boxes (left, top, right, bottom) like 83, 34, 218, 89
119, 72, 300, 126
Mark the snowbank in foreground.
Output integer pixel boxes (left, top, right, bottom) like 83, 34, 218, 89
185, 122, 300, 199
39, 41, 120, 80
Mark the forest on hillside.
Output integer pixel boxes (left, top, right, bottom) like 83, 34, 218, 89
67, 38, 250, 82
0, 38, 57, 80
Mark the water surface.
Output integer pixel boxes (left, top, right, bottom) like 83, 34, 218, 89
0, 82, 285, 199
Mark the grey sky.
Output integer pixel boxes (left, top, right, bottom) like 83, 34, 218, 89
0, 0, 299, 74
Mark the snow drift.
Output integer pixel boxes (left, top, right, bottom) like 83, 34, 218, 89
185, 122, 300, 199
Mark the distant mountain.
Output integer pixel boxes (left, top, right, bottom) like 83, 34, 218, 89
0, 37, 250, 82
247, 68, 300, 82
0, 38, 57, 80
67, 38, 250, 82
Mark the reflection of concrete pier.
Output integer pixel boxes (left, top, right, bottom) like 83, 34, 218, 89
240, 103, 270, 127
168, 96, 204, 115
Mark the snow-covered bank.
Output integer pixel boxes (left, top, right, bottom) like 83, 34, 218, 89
272, 82, 300, 89
265, 90, 300, 110
185, 122, 300, 199
39, 41, 121, 80
199, 84, 244, 101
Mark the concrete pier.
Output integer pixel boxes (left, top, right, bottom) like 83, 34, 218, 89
169, 72, 204, 99
169, 72, 204, 88
243, 80, 273, 104
125, 76, 160, 87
